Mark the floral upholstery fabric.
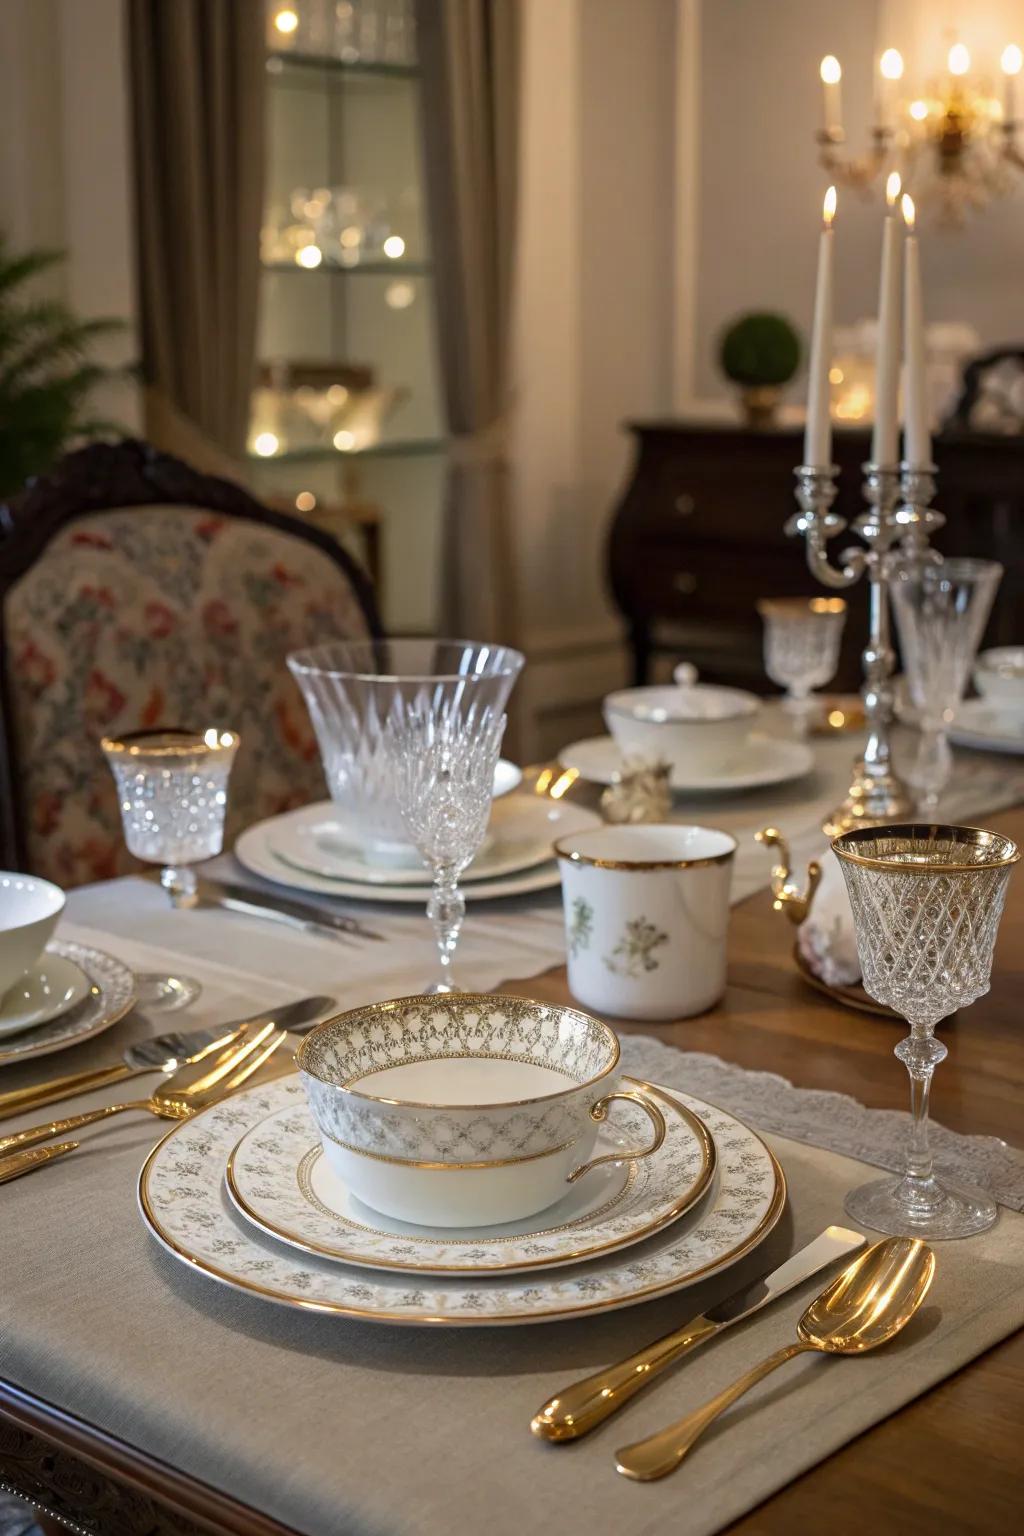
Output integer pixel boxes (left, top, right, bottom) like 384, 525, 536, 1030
5, 506, 372, 886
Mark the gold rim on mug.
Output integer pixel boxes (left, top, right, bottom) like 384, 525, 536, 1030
100, 727, 239, 757
756, 596, 847, 618
831, 822, 1020, 875
553, 828, 737, 871
222, 1078, 717, 1274
139, 1084, 784, 1324
295, 993, 621, 1110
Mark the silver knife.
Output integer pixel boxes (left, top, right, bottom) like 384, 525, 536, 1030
195, 878, 383, 944
530, 1225, 866, 1441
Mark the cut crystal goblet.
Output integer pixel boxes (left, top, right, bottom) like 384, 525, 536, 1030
757, 597, 847, 734
102, 728, 240, 1011
890, 557, 1002, 813
385, 701, 507, 994
833, 822, 1018, 1239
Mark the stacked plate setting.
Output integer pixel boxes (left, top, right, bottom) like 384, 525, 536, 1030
235, 771, 605, 904
139, 996, 786, 1326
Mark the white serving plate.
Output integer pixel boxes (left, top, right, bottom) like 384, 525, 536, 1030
0, 941, 136, 1066
267, 792, 594, 887
948, 699, 1024, 757
0, 950, 91, 1039
225, 1076, 715, 1275
558, 733, 814, 792
235, 797, 602, 904
139, 1075, 784, 1326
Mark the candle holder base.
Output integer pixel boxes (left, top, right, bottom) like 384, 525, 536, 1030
821, 759, 917, 838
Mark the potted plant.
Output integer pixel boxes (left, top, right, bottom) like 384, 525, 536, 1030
0, 237, 121, 500
718, 311, 801, 427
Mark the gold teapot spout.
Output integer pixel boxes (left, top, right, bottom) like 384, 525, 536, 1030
755, 827, 822, 926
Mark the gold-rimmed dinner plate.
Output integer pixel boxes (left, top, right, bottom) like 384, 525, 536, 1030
265, 793, 602, 889
0, 941, 136, 1066
138, 1077, 785, 1326
223, 1076, 715, 1276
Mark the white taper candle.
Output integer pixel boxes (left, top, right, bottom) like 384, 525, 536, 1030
901, 194, 930, 469
804, 186, 837, 470
871, 173, 902, 467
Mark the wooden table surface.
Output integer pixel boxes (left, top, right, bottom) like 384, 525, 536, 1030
7, 803, 1023, 1536
499, 801, 1024, 1536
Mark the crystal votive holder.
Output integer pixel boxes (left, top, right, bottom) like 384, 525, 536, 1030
101, 728, 240, 904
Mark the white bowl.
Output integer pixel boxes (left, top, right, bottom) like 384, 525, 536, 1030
974, 648, 1024, 716
0, 873, 65, 999
296, 994, 667, 1227
603, 685, 761, 773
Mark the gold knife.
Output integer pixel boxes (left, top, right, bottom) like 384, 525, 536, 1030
530, 1225, 866, 1441
0, 1140, 79, 1184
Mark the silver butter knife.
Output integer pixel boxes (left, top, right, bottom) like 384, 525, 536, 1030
530, 1225, 866, 1441
195, 877, 383, 944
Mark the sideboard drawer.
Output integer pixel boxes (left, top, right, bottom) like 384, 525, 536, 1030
633, 539, 797, 619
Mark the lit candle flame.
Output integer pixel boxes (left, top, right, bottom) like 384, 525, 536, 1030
1002, 43, 1023, 76
948, 42, 970, 77
886, 171, 902, 206
820, 55, 842, 85
909, 98, 929, 121
901, 192, 916, 231
879, 48, 904, 81
823, 185, 838, 226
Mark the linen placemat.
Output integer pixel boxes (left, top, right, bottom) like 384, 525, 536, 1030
3, 1027, 1023, 1536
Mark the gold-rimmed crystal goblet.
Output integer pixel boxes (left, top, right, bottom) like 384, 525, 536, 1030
102, 729, 240, 1011
758, 597, 847, 735
833, 823, 1018, 1239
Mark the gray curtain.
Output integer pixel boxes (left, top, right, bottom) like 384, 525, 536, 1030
414, 0, 520, 642
127, 0, 265, 469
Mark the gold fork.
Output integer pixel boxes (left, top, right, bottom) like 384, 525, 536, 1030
0, 1022, 289, 1157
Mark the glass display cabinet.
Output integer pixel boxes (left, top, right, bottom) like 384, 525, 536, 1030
250, 1, 444, 629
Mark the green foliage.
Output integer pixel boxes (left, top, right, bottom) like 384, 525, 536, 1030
719, 312, 801, 388
0, 238, 122, 498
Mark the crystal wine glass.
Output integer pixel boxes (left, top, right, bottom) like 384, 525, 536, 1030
833, 822, 1018, 1239
287, 640, 523, 862
890, 557, 1002, 814
385, 701, 507, 994
102, 729, 240, 1011
757, 597, 847, 734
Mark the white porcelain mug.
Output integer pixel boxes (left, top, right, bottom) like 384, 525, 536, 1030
297, 994, 667, 1227
555, 824, 736, 1020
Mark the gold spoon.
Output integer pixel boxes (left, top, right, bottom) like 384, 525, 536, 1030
615, 1235, 935, 1482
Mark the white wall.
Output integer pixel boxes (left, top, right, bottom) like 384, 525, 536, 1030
511, 0, 677, 758
0, 0, 140, 431
686, 0, 1024, 407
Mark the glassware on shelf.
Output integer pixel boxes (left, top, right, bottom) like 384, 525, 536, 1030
386, 701, 507, 993
833, 823, 1018, 1239
757, 596, 847, 733
101, 729, 240, 1011
890, 557, 1002, 813
287, 639, 524, 857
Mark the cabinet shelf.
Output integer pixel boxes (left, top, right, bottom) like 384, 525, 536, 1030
267, 51, 420, 83
249, 438, 445, 465
262, 260, 432, 277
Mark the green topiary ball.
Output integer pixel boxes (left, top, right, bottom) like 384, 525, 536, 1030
719, 312, 802, 388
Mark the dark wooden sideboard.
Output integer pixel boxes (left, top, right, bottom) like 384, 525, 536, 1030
607, 420, 1024, 689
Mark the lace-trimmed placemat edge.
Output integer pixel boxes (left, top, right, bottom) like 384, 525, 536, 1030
622, 1035, 1024, 1213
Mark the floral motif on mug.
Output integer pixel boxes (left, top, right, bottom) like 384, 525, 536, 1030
567, 896, 594, 957
604, 917, 669, 979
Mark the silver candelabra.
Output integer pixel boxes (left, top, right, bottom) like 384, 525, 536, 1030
786, 458, 944, 836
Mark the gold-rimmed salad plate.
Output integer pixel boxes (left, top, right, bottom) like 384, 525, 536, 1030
138, 1077, 784, 1326
0, 941, 136, 1066
224, 1075, 715, 1276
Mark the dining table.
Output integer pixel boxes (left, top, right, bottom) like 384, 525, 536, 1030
1, 725, 1022, 1536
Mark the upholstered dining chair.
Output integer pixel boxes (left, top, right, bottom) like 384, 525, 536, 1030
0, 439, 381, 886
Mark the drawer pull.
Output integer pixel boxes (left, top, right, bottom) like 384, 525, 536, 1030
672, 571, 698, 595
674, 494, 695, 517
